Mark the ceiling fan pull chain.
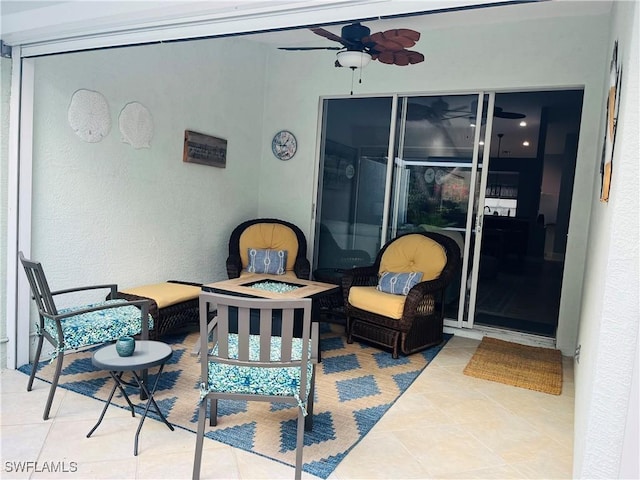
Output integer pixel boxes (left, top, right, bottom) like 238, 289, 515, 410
350, 68, 355, 95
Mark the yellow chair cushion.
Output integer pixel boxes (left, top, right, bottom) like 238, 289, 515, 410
239, 223, 299, 273
119, 282, 201, 309
348, 286, 406, 319
379, 234, 447, 281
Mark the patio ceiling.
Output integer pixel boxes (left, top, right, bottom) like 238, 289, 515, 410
0, 1, 612, 57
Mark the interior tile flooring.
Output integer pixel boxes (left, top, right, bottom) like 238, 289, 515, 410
0, 335, 574, 479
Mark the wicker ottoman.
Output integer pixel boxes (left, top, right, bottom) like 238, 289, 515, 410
115, 281, 201, 339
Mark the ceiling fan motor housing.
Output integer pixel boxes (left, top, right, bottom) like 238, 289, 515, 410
341, 23, 370, 46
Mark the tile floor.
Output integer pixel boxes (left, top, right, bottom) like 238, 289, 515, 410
0, 335, 574, 479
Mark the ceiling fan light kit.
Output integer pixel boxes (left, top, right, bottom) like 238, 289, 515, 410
336, 50, 372, 69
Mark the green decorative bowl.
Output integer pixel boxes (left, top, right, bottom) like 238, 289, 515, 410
116, 336, 136, 357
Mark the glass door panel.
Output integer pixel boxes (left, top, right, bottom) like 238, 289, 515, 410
389, 94, 489, 326
315, 97, 393, 274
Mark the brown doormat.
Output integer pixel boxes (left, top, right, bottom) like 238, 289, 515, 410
463, 337, 563, 395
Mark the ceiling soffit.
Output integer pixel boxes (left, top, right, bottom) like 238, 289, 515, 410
2, 0, 526, 57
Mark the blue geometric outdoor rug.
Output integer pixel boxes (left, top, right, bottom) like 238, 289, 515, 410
20, 323, 450, 479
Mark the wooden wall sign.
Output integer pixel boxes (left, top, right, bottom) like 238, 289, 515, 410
183, 130, 227, 168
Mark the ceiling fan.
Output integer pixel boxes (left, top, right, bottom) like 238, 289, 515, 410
407, 98, 526, 126
471, 99, 526, 120
279, 22, 425, 67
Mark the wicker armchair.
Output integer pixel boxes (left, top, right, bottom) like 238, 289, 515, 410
226, 218, 311, 279
342, 232, 460, 358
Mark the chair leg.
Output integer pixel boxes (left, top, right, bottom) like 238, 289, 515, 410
43, 351, 65, 420
192, 399, 208, 480
392, 334, 400, 359
209, 398, 217, 427
294, 405, 305, 480
304, 368, 315, 431
27, 333, 45, 392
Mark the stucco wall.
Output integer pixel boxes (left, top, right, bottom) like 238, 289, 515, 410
573, 0, 639, 477
27, 37, 268, 356
259, 11, 611, 355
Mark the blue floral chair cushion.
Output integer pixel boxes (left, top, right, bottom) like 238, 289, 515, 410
44, 299, 153, 354
204, 334, 312, 405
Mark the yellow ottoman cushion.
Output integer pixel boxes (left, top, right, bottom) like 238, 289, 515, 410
119, 283, 201, 309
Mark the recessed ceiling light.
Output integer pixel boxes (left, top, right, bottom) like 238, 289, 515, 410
522, 140, 530, 146
479, 141, 485, 145
519, 121, 527, 127
470, 123, 476, 128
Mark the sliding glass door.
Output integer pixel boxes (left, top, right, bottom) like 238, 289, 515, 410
388, 94, 492, 327
315, 89, 582, 337
315, 93, 492, 328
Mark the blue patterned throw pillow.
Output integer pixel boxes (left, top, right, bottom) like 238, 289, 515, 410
377, 271, 423, 295
247, 248, 288, 275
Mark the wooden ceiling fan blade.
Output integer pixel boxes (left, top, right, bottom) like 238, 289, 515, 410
374, 49, 424, 66
406, 50, 425, 64
310, 27, 348, 45
392, 52, 410, 66
380, 29, 418, 48
278, 46, 343, 51
363, 32, 384, 44
376, 51, 396, 65
371, 38, 405, 52
397, 29, 421, 42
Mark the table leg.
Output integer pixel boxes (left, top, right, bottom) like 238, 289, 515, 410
139, 368, 149, 401
87, 372, 134, 438
131, 365, 174, 456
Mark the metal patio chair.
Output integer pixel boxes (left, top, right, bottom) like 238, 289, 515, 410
19, 252, 152, 420
193, 292, 318, 480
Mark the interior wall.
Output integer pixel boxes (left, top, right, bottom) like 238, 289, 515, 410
573, 0, 639, 476
0, 56, 10, 369
27, 37, 268, 356
259, 11, 611, 356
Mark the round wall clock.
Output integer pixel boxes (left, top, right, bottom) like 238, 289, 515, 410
345, 164, 355, 179
424, 168, 435, 183
272, 130, 297, 160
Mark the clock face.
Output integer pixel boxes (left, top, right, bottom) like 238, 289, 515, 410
424, 168, 435, 183
272, 130, 297, 160
345, 164, 355, 179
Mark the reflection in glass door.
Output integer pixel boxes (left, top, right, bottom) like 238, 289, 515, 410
314, 93, 492, 328
388, 94, 491, 327
472, 90, 583, 337
314, 97, 392, 280
315, 90, 582, 338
